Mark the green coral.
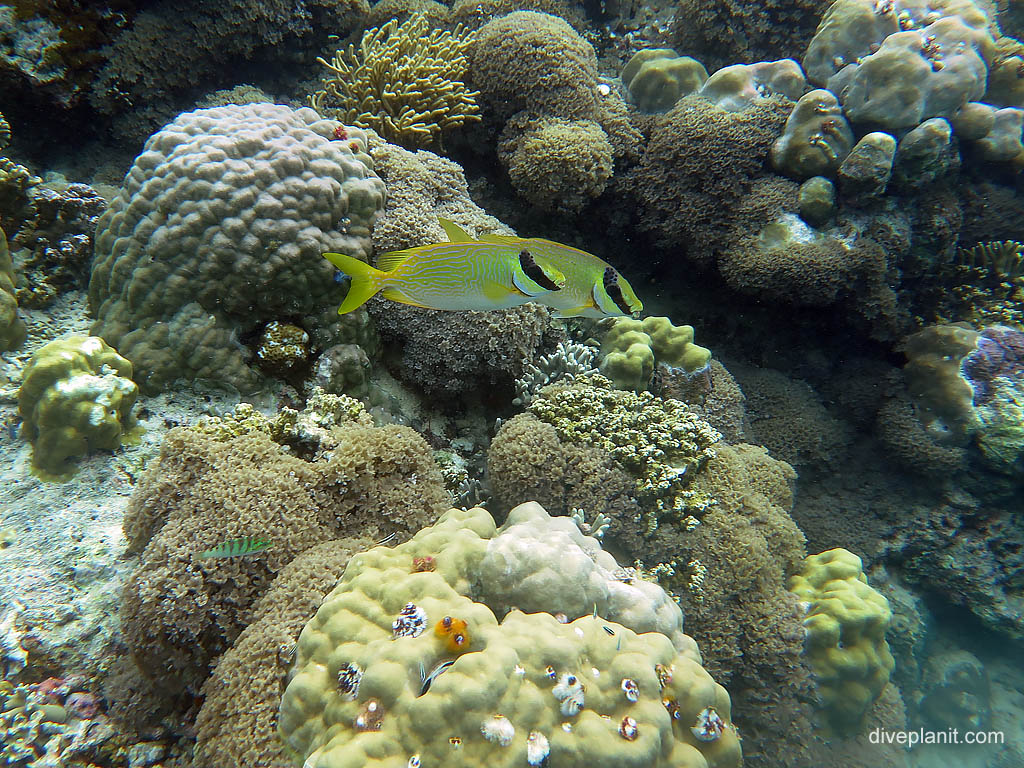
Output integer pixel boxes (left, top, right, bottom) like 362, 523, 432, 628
279, 502, 742, 768
311, 13, 480, 147
788, 548, 895, 734
0, 226, 25, 352
17, 336, 139, 479
599, 316, 711, 391
528, 375, 720, 524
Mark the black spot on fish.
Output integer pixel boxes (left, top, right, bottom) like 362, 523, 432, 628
520, 250, 561, 292
603, 267, 633, 315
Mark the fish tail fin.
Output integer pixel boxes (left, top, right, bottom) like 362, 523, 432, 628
324, 252, 386, 314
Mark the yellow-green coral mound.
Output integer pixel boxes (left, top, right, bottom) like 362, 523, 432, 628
788, 548, 894, 734
312, 13, 480, 147
18, 335, 138, 479
280, 503, 742, 768
600, 316, 711, 391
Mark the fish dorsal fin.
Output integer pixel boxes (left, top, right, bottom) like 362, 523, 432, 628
375, 249, 412, 273
477, 233, 521, 245
438, 217, 476, 242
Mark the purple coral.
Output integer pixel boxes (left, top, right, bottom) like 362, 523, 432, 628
961, 326, 1024, 406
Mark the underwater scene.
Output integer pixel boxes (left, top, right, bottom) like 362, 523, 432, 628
1, 0, 1023, 766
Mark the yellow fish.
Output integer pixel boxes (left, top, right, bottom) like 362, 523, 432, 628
325, 233, 567, 314
438, 219, 643, 319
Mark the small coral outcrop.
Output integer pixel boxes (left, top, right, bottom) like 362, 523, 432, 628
599, 316, 711, 391
622, 49, 708, 113
789, 548, 895, 734
279, 502, 743, 768
311, 14, 480, 147
0, 225, 24, 351
18, 336, 138, 479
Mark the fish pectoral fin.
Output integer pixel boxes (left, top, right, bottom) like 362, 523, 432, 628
438, 217, 476, 242
380, 287, 434, 309
482, 280, 521, 301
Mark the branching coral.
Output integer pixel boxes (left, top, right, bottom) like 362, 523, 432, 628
311, 14, 480, 147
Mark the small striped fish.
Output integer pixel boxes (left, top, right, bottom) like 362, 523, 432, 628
197, 536, 273, 559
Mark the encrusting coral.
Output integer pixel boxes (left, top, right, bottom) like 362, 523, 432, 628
278, 502, 743, 768
120, 395, 449, 695
311, 14, 480, 148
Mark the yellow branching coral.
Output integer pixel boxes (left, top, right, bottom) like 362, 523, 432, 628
311, 14, 480, 147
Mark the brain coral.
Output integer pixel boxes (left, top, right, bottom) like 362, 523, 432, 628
279, 502, 743, 768
88, 104, 386, 393
121, 398, 448, 694
469, 11, 599, 120
498, 115, 613, 213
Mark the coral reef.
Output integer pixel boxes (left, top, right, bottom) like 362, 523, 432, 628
769, 89, 854, 179
934, 241, 1024, 328
892, 498, 1024, 638
731, 365, 850, 471
14, 182, 107, 308
193, 540, 359, 768
487, 412, 643, 527
88, 104, 386, 393
697, 59, 806, 112
311, 14, 480, 148
18, 335, 138, 479
278, 502, 743, 768
803, 0, 994, 130
364, 135, 559, 402
90, 0, 369, 136
673, 0, 829, 71
789, 548, 895, 734
469, 11, 599, 121
121, 396, 448, 694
